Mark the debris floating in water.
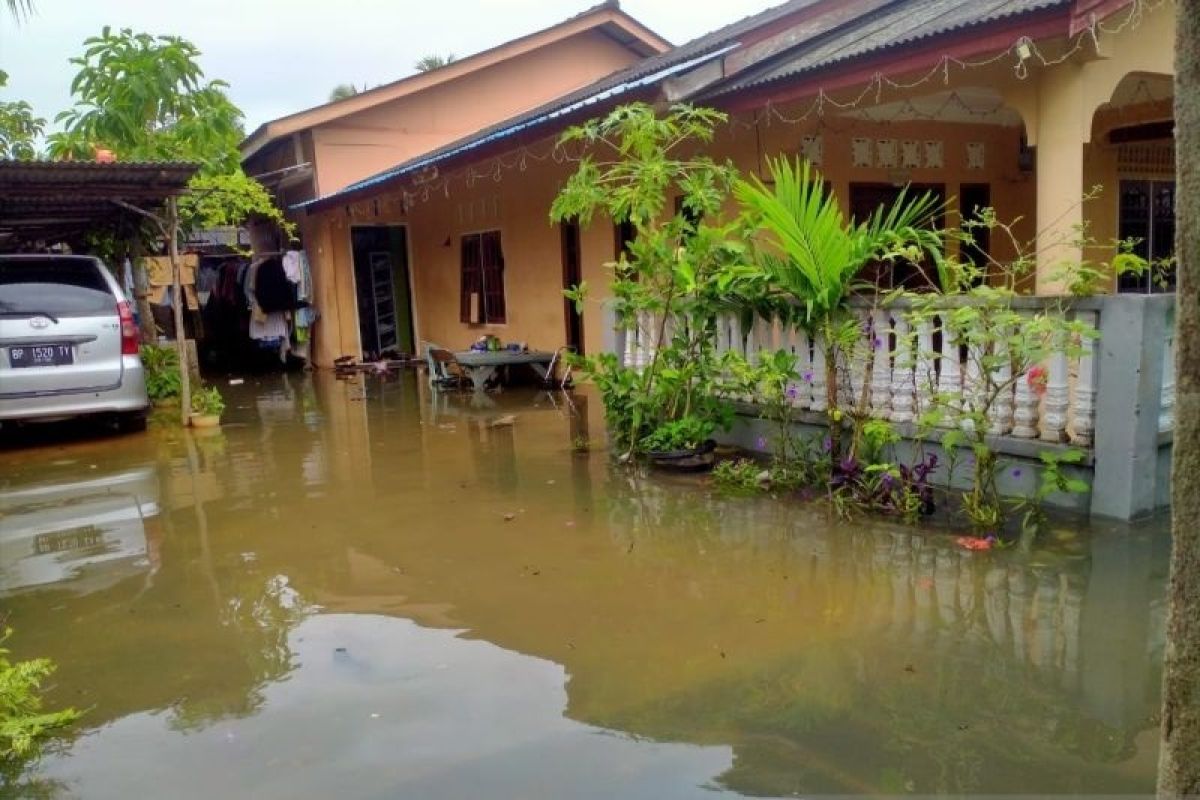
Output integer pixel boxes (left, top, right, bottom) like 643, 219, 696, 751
956, 536, 996, 551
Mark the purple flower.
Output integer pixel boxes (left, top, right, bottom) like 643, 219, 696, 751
872, 336, 883, 350
802, 370, 814, 383
785, 383, 799, 400
756, 436, 768, 450
985, 534, 998, 544
822, 436, 832, 453
1011, 467, 1023, 478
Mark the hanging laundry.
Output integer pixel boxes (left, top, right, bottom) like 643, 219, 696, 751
282, 250, 304, 284
250, 310, 290, 341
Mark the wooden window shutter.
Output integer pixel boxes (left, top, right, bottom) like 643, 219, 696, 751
480, 230, 506, 324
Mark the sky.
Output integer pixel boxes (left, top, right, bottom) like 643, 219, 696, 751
0, 0, 774, 135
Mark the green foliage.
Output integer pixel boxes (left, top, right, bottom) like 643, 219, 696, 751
640, 415, 716, 452
139, 344, 182, 402
414, 54, 457, 72
1017, 449, 1089, 533
328, 83, 360, 102
0, 71, 44, 160
712, 458, 769, 492
191, 384, 225, 417
178, 170, 295, 240
735, 157, 945, 452
47, 27, 242, 172
550, 103, 753, 457
44, 27, 290, 255
0, 629, 79, 764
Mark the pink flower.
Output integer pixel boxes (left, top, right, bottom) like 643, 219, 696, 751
1027, 366, 1048, 398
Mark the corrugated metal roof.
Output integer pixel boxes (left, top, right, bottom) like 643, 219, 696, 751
0, 160, 199, 243
705, 0, 1069, 96
0, 160, 198, 191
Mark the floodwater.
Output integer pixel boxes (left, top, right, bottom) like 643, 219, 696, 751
0, 372, 1171, 799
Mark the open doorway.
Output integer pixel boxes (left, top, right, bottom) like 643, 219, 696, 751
351, 226, 414, 359
560, 220, 584, 355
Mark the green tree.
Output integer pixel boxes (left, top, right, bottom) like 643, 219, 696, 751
48, 27, 288, 343
328, 83, 360, 102
551, 103, 754, 456
1159, 0, 1199, 793
0, 71, 44, 159
414, 53, 456, 72
47, 27, 242, 171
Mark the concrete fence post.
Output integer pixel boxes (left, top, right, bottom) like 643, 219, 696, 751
1091, 294, 1173, 519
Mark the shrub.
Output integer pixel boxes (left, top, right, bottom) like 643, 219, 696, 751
139, 344, 181, 402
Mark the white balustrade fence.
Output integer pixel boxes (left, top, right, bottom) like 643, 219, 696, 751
615, 296, 1182, 449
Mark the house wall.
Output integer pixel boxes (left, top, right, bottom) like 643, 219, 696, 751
310, 30, 644, 196
301, 111, 1031, 367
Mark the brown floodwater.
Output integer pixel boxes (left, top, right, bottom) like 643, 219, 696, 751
0, 372, 1171, 798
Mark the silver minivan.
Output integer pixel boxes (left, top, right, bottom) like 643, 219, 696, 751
0, 255, 149, 431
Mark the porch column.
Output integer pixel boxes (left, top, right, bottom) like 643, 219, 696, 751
1032, 67, 1087, 294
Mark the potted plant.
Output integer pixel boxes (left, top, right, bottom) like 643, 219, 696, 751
639, 415, 719, 472
189, 385, 226, 428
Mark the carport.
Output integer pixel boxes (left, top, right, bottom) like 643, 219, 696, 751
0, 160, 200, 419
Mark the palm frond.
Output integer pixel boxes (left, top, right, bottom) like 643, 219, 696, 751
5, 0, 33, 20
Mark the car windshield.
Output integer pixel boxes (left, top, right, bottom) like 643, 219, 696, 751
0, 259, 115, 317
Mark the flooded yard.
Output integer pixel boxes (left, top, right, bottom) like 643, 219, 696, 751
0, 372, 1171, 798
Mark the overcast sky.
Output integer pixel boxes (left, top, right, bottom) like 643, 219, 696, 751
0, 0, 773, 134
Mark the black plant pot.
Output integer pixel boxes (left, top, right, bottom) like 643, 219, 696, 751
646, 439, 717, 472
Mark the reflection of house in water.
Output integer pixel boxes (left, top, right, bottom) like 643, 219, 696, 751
0, 467, 161, 596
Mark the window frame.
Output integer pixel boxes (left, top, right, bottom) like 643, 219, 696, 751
459, 229, 507, 325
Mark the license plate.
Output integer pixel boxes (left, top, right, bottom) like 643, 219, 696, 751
9, 343, 73, 368
34, 526, 104, 555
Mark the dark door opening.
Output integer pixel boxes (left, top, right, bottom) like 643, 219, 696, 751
560, 220, 584, 355
1118, 179, 1176, 293
351, 226, 414, 359
959, 183, 991, 286
849, 183, 945, 290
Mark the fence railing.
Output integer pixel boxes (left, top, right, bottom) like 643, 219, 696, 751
618, 295, 1178, 450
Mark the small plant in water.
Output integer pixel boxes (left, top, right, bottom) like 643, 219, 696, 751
0, 628, 79, 767
712, 458, 769, 493
191, 385, 226, 417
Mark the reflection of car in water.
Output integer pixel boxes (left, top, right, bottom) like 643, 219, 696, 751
0, 466, 160, 596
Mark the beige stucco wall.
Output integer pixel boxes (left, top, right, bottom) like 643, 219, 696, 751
310, 30, 644, 196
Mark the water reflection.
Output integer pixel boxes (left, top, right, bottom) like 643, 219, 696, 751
0, 373, 1170, 797
0, 467, 160, 596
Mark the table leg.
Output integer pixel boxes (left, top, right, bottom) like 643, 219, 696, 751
467, 365, 497, 391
